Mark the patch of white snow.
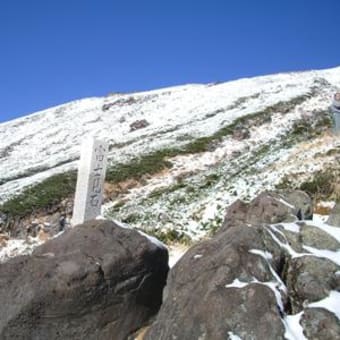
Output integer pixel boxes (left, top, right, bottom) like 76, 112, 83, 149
283, 312, 307, 340
308, 290, 340, 319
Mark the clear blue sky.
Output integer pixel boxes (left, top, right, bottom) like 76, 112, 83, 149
1, 0, 339, 123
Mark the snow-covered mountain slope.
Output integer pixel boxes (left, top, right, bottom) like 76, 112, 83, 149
1, 66, 340, 244
1, 66, 339, 204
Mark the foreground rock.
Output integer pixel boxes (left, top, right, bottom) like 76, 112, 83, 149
221, 190, 313, 230
0, 220, 169, 340
146, 225, 286, 340
145, 191, 339, 340
327, 202, 340, 227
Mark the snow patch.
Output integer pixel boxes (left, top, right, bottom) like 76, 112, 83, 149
266, 226, 303, 258
278, 198, 295, 209
249, 249, 273, 261
283, 312, 307, 340
168, 245, 188, 267
309, 290, 340, 319
278, 223, 301, 233
137, 230, 167, 250
228, 331, 243, 340
0, 238, 42, 263
225, 278, 251, 289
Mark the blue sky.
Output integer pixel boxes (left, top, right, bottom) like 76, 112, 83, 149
1, 0, 339, 123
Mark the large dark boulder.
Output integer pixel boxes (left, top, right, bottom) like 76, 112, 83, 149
327, 202, 340, 227
145, 224, 287, 340
301, 224, 340, 251
222, 190, 312, 230
301, 308, 340, 340
0, 220, 169, 340
286, 256, 339, 313
145, 190, 337, 340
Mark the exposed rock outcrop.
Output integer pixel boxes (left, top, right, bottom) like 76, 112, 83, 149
328, 202, 340, 227
0, 197, 73, 239
129, 119, 150, 132
221, 190, 312, 230
0, 220, 169, 340
145, 191, 339, 340
286, 256, 339, 313
145, 224, 287, 340
301, 308, 340, 340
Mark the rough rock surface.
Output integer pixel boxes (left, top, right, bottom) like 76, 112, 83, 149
129, 119, 150, 132
0, 220, 169, 340
0, 197, 73, 239
286, 256, 339, 313
221, 190, 312, 230
301, 308, 340, 340
327, 202, 340, 227
301, 223, 340, 251
145, 222, 287, 339
145, 191, 339, 340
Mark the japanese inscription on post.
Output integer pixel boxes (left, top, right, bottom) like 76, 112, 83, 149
72, 138, 108, 225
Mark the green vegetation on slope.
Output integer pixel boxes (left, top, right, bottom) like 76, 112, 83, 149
277, 168, 340, 203
0, 171, 77, 217
0, 93, 315, 218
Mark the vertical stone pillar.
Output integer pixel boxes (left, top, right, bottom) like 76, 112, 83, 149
72, 138, 108, 225
332, 92, 340, 134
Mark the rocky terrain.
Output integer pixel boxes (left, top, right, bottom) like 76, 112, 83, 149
0, 220, 168, 339
0, 191, 339, 339
145, 191, 340, 340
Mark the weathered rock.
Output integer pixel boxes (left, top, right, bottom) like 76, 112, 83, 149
102, 102, 115, 111
0, 220, 169, 340
145, 190, 338, 339
301, 308, 340, 340
286, 256, 339, 313
3, 197, 73, 239
129, 119, 150, 132
278, 190, 313, 220
0, 233, 9, 245
145, 225, 287, 340
220, 199, 249, 229
327, 202, 340, 227
222, 190, 312, 231
301, 224, 340, 251
275, 224, 304, 253
232, 127, 250, 140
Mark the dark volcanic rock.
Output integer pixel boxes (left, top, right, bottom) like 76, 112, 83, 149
232, 126, 250, 140
145, 190, 337, 340
145, 225, 287, 340
129, 119, 150, 132
286, 256, 339, 313
222, 190, 312, 230
0, 220, 169, 340
301, 224, 340, 251
327, 202, 340, 227
279, 190, 313, 220
301, 308, 340, 340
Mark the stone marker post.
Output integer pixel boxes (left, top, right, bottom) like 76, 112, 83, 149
72, 138, 108, 226
331, 92, 340, 135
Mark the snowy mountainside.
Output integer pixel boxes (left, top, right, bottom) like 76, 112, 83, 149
1, 68, 340, 340
0, 66, 340, 240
